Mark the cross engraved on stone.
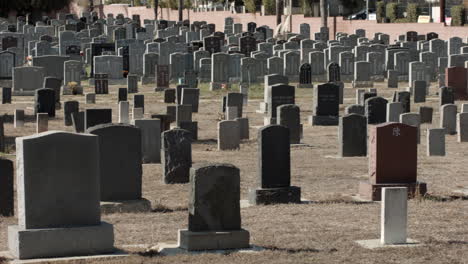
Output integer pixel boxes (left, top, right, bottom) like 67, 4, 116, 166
392, 127, 401, 137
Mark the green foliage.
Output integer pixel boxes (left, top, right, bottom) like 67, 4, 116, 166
451, 5, 465, 26
134, 0, 143, 6
394, 18, 409, 23
105, 0, 131, 4
244, 0, 257, 13
184, 0, 192, 9
386, 2, 398, 23
303, 0, 312, 17
406, 3, 418, 23
376, 1, 385, 23
263, 0, 275, 15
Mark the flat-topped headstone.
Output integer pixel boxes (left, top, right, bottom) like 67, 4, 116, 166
85, 109, 112, 130
339, 114, 367, 157
365, 96, 388, 125
381, 187, 408, 245
359, 123, 426, 201
87, 124, 143, 201
64, 101, 79, 126
249, 125, 300, 205
134, 119, 161, 163
310, 82, 339, 126
427, 128, 445, 156
218, 120, 240, 150
34, 88, 55, 117
440, 104, 457, 135
277, 104, 301, 144
387, 102, 403, 123
0, 158, 13, 216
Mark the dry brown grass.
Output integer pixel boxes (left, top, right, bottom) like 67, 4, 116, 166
1, 80, 468, 263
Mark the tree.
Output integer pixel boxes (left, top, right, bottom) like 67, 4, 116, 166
150, 0, 159, 20
0, 0, 73, 20
320, 0, 327, 27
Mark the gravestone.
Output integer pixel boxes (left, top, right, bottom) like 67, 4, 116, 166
310, 83, 339, 126
328, 62, 340, 82
133, 94, 144, 113
156, 65, 170, 91
365, 97, 388, 124
134, 119, 161, 163
298, 63, 313, 88
440, 104, 457, 135
277, 104, 301, 144
162, 128, 192, 184
445, 67, 468, 100
119, 101, 129, 124
118, 88, 128, 102
393, 91, 410, 113
419, 106, 433, 124
2, 87, 12, 104
400, 113, 421, 144
427, 128, 445, 156
339, 114, 367, 157
34, 88, 55, 117
85, 109, 112, 130
249, 125, 301, 205
387, 102, 403, 123
177, 163, 249, 251
457, 113, 468, 142
164, 89, 176, 103
440, 86, 455, 105
359, 123, 427, 201
64, 101, 79, 126
72, 111, 85, 133
218, 121, 240, 150
94, 73, 109, 94
181, 88, 200, 113
267, 84, 295, 125
0, 158, 13, 216
8, 132, 115, 259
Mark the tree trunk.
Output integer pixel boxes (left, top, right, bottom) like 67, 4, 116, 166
89, 0, 94, 12
440, 0, 445, 23
178, 0, 184, 21
320, 0, 327, 28
276, 0, 282, 25
154, 0, 159, 20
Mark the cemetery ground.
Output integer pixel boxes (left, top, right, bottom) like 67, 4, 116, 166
0, 81, 468, 263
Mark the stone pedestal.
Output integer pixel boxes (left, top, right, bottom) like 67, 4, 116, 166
100, 198, 152, 214
358, 181, 427, 201
309, 115, 339, 126
8, 222, 115, 259
178, 229, 250, 251
248, 186, 301, 205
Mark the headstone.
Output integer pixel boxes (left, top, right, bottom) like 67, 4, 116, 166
427, 128, 445, 156
457, 113, 468, 142
0, 158, 13, 216
365, 97, 388, 125
87, 124, 144, 202
72, 111, 85, 133
85, 109, 112, 130
161, 128, 192, 184
63, 101, 79, 126
86, 93, 96, 104
177, 163, 249, 251
218, 120, 240, 150
359, 123, 426, 201
277, 104, 301, 144
267, 84, 295, 125
9, 132, 114, 259
34, 88, 55, 117
181, 88, 200, 113
119, 101, 130, 124
2, 87, 12, 104
249, 125, 301, 205
134, 119, 161, 163
400, 113, 421, 144
440, 104, 457, 135
381, 187, 408, 245
310, 83, 339, 126
339, 114, 367, 157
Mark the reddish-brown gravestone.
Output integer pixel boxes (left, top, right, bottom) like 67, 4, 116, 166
445, 67, 467, 100
359, 122, 427, 201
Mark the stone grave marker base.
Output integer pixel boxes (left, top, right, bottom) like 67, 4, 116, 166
100, 198, 152, 214
8, 222, 115, 260
248, 186, 301, 205
157, 243, 263, 256
309, 115, 339, 126
0, 250, 129, 264
176, 229, 250, 251
355, 239, 420, 249
358, 181, 427, 201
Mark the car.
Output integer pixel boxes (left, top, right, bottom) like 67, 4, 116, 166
347, 9, 375, 20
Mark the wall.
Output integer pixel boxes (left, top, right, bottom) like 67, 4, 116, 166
93, 5, 468, 41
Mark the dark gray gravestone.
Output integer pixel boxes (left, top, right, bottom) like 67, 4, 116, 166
328, 62, 340, 82
345, 104, 365, 115
311, 83, 339, 125
72, 111, 85, 132
299, 63, 312, 88
43, 77, 62, 107
34, 88, 56, 117
339, 114, 367, 157
365, 96, 388, 124
0, 158, 13, 216
181, 88, 200, 113
179, 121, 198, 141
249, 125, 301, 205
360, 92, 376, 105
2, 87, 11, 104
161, 128, 192, 184
85, 109, 112, 130
118, 88, 128, 102
440, 86, 454, 106
133, 94, 145, 113
413, 80, 426, 103
277, 104, 301, 144
179, 163, 249, 251
87, 124, 142, 201
420, 106, 433, 124
226, 92, 244, 118
392, 91, 411, 113
164, 88, 176, 103
151, 114, 172, 132
268, 84, 295, 123
63, 101, 79, 126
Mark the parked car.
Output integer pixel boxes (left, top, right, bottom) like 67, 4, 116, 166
347, 9, 376, 20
